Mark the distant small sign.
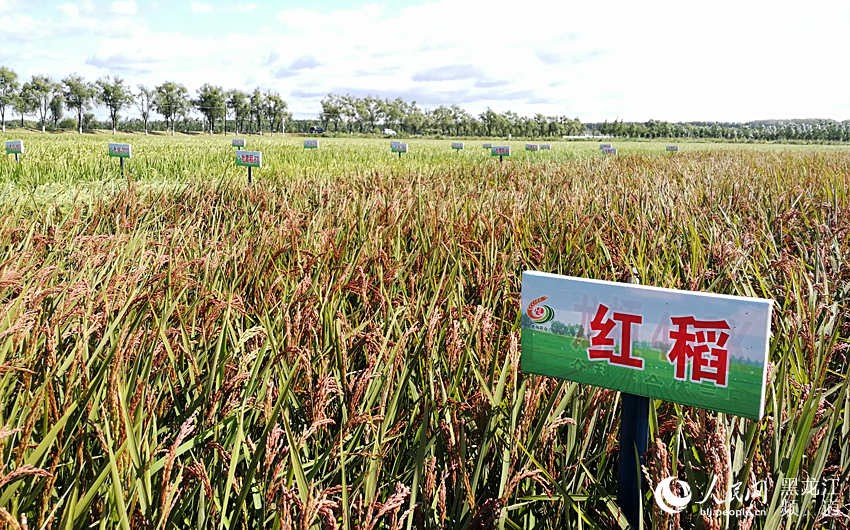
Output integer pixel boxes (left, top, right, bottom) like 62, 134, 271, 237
520, 271, 773, 419
491, 146, 510, 157
526, 143, 539, 151
108, 143, 132, 158
4, 140, 23, 155
232, 138, 246, 148
391, 142, 408, 153
540, 144, 551, 150
236, 150, 262, 167
602, 147, 617, 155
666, 145, 679, 152
451, 142, 464, 150
482, 143, 493, 148
600, 143, 612, 150
304, 139, 318, 149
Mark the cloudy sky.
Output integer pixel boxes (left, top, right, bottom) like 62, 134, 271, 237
3, 0, 850, 122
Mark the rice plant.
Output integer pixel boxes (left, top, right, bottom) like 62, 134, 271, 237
0, 131, 848, 528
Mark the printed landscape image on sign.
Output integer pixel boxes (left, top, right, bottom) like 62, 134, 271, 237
5, 140, 23, 154
304, 139, 318, 149
236, 150, 262, 167
232, 138, 246, 148
526, 144, 539, 151
108, 143, 132, 158
520, 271, 773, 419
451, 142, 464, 150
391, 142, 408, 153
491, 146, 510, 156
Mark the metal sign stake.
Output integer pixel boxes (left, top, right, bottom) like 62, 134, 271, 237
618, 269, 649, 528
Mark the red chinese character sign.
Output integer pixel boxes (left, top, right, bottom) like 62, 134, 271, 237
520, 271, 773, 419
235, 150, 262, 168
108, 143, 132, 158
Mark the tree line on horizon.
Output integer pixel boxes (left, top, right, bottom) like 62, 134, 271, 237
1, 66, 849, 142
0, 66, 289, 136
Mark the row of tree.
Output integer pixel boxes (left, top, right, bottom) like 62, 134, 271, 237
3, 66, 849, 141
0, 67, 290, 136
319, 94, 586, 137
594, 119, 850, 142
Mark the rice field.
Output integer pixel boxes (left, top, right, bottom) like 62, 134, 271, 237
0, 131, 848, 529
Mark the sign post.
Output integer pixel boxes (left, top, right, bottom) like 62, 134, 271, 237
520, 270, 773, 526
618, 271, 649, 529
5, 140, 22, 162
391, 141, 408, 158
108, 143, 132, 183
491, 145, 510, 163
236, 150, 262, 183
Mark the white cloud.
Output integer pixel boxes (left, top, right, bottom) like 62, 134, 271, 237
191, 2, 212, 13
57, 3, 79, 18
9, 0, 850, 122
109, 1, 138, 15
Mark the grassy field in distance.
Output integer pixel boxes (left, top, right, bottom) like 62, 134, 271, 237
0, 130, 847, 528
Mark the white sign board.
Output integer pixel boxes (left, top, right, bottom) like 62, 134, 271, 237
5, 140, 23, 155
108, 143, 132, 158
521, 271, 773, 419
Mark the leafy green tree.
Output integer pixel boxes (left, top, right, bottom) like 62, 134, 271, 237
363, 96, 384, 132
383, 98, 404, 133
402, 101, 425, 134
96, 76, 132, 134
429, 106, 453, 135
479, 108, 497, 137
0, 67, 19, 132
49, 94, 64, 129
534, 113, 546, 138
62, 75, 95, 134
82, 112, 95, 131
340, 95, 357, 133
550, 321, 567, 335
320, 94, 342, 131
23, 75, 57, 132
249, 88, 265, 134
14, 89, 34, 128
136, 85, 155, 135
194, 83, 225, 134
264, 92, 287, 134
227, 90, 249, 135
154, 82, 189, 135
449, 105, 469, 136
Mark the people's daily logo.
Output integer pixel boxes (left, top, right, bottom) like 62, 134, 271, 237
654, 477, 692, 514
